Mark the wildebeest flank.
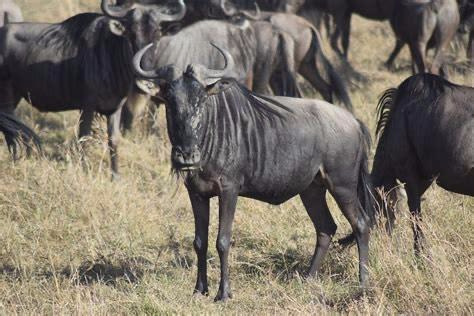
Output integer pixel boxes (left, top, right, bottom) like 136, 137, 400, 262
133, 44, 375, 300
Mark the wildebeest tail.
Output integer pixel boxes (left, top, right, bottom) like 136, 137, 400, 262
338, 120, 376, 247
310, 28, 353, 111
0, 112, 41, 156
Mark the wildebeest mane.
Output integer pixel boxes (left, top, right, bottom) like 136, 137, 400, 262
196, 80, 295, 174
375, 73, 458, 140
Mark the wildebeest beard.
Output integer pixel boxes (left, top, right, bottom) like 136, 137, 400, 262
168, 79, 295, 179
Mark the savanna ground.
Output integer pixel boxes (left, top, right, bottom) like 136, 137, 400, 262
0, 0, 473, 314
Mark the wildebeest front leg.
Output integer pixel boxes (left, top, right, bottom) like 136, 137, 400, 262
188, 191, 210, 296
300, 183, 337, 277
107, 105, 123, 181
385, 39, 405, 70
215, 188, 238, 302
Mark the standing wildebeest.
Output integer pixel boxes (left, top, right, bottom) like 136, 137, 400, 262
371, 73, 473, 255
0, 0, 185, 178
388, 0, 460, 76
133, 44, 375, 300
0, 0, 22, 27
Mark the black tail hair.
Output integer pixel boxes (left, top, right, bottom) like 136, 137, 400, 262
310, 28, 353, 111
0, 112, 41, 157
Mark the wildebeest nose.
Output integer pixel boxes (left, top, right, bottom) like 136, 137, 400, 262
172, 146, 201, 167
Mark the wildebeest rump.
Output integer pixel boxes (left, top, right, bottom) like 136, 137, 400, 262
133, 44, 375, 300
371, 73, 473, 255
0, 0, 185, 179
249, 12, 353, 110
388, 0, 460, 76
0, 0, 23, 27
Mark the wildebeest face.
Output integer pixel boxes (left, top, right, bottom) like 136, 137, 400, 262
102, 0, 186, 51
132, 43, 236, 171
163, 74, 208, 170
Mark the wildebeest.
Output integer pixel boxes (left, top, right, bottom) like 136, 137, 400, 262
0, 0, 185, 179
371, 73, 473, 255
0, 112, 40, 157
0, 0, 23, 27
249, 11, 353, 109
388, 0, 460, 76
133, 43, 375, 300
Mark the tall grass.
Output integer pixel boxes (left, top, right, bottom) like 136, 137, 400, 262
0, 1, 472, 313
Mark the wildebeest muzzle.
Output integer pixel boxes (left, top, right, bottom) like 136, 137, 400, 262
172, 146, 201, 170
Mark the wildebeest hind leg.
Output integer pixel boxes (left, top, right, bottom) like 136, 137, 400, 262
332, 189, 370, 289
404, 179, 432, 257
299, 182, 337, 278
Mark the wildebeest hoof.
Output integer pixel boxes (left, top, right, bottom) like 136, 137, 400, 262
111, 172, 121, 182
193, 287, 209, 297
214, 290, 232, 302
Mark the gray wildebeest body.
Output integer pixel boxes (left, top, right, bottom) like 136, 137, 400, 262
0, 0, 185, 179
388, 0, 460, 76
372, 74, 473, 255
133, 44, 375, 300
0, 0, 22, 27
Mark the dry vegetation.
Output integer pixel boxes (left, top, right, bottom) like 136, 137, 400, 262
0, 0, 473, 314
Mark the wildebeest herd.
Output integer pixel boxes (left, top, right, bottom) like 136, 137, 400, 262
0, 0, 472, 302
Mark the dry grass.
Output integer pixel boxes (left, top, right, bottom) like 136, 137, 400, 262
0, 1, 473, 314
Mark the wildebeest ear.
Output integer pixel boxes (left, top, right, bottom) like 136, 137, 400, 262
108, 20, 126, 36
206, 79, 232, 95
135, 79, 160, 96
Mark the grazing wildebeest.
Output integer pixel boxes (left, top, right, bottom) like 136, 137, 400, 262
133, 43, 375, 300
0, 0, 23, 27
0, 112, 40, 157
371, 73, 473, 255
0, 0, 185, 179
388, 0, 460, 76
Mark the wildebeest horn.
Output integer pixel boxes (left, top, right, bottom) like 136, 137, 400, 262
156, 0, 186, 22
220, 0, 237, 16
101, 0, 132, 18
239, 2, 261, 20
200, 43, 235, 83
133, 43, 175, 81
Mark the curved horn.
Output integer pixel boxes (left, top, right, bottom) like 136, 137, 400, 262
101, 0, 132, 18
157, 0, 186, 22
220, 0, 237, 16
239, 2, 261, 20
200, 43, 235, 83
133, 43, 176, 82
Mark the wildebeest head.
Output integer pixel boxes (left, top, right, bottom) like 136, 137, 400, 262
101, 0, 186, 51
133, 43, 236, 170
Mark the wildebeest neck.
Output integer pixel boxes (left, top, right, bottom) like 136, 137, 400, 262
197, 82, 295, 175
